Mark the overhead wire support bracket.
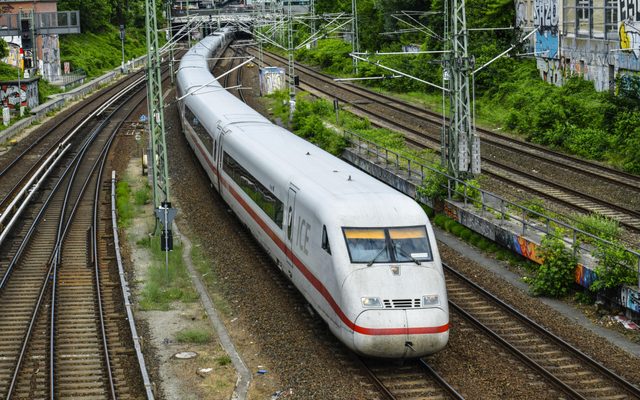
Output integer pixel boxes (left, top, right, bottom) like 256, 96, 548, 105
334, 75, 402, 82
350, 53, 450, 92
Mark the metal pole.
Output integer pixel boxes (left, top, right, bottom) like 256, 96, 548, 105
120, 24, 126, 73
352, 0, 359, 74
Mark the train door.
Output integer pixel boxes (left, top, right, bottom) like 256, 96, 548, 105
284, 185, 298, 279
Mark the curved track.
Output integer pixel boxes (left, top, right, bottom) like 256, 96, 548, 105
0, 69, 156, 400
250, 49, 640, 234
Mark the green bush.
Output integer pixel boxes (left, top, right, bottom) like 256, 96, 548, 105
529, 232, 577, 297
590, 240, 637, 292
417, 164, 449, 201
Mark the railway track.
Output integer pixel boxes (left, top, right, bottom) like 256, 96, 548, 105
445, 263, 640, 399
250, 49, 640, 234
0, 69, 149, 215
359, 357, 464, 400
0, 67, 156, 399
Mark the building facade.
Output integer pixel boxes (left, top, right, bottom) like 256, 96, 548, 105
0, 0, 80, 83
517, 0, 640, 93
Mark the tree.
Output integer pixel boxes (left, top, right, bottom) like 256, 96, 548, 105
0, 38, 7, 59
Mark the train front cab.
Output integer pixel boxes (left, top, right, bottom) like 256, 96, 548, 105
340, 226, 449, 359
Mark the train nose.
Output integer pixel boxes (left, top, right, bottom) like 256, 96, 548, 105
352, 308, 449, 359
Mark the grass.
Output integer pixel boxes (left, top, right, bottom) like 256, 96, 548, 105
137, 235, 200, 311
573, 213, 621, 241
176, 328, 212, 344
115, 181, 135, 227
115, 172, 199, 311
59, 25, 149, 78
216, 355, 232, 366
0, 62, 21, 81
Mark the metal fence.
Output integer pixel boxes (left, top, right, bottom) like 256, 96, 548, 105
343, 130, 640, 286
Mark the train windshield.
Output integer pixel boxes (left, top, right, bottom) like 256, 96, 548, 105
343, 226, 432, 264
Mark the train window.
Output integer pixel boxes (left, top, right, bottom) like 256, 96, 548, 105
223, 152, 284, 228
389, 226, 432, 262
185, 104, 213, 151
343, 228, 390, 264
213, 139, 217, 161
321, 225, 331, 255
342, 226, 432, 264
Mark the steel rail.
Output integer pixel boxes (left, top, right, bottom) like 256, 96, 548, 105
0, 144, 70, 248
444, 262, 640, 398
111, 170, 155, 399
4, 75, 150, 400
48, 87, 147, 400
418, 359, 465, 399
0, 69, 147, 180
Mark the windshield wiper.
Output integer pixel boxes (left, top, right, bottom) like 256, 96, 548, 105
367, 246, 387, 266
393, 242, 421, 265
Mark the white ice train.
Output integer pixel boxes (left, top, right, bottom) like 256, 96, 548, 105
176, 28, 449, 358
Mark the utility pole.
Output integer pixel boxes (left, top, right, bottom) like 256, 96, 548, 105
145, 0, 175, 252
351, 0, 359, 74
310, 0, 316, 47
287, 0, 296, 117
166, 0, 175, 83
444, 0, 479, 178
120, 24, 126, 73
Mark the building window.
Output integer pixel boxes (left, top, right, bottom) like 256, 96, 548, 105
577, 0, 592, 35
223, 152, 284, 228
604, 0, 617, 38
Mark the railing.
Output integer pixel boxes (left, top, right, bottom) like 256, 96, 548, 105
0, 11, 80, 34
47, 72, 86, 86
343, 130, 640, 286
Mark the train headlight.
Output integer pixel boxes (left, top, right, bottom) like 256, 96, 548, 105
422, 295, 439, 307
361, 297, 382, 308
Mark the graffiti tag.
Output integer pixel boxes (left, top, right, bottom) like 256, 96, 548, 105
534, 0, 559, 32
619, 0, 640, 58
0, 85, 26, 108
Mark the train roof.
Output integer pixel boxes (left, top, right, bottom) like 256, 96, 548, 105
178, 34, 426, 226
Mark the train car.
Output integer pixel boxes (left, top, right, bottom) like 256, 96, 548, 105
176, 30, 449, 359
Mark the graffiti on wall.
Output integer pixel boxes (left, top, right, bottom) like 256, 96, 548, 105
621, 287, 640, 313
516, 0, 529, 28
534, 0, 559, 58
259, 67, 285, 95
537, 58, 563, 84
575, 263, 598, 288
514, 236, 545, 264
443, 203, 459, 222
42, 35, 61, 81
619, 0, 640, 58
617, 70, 640, 98
0, 83, 26, 109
